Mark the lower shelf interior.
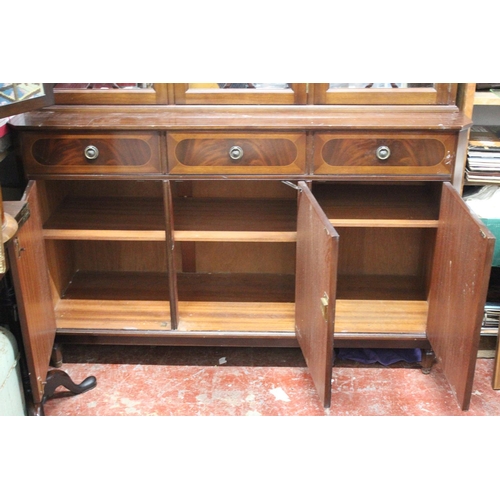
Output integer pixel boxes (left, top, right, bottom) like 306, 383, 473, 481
55, 270, 429, 335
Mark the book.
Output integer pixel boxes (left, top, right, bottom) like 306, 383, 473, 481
467, 126, 500, 182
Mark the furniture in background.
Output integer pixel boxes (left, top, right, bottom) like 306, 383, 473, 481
461, 84, 500, 389
495, 322, 500, 390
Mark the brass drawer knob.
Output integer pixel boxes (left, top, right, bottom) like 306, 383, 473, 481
376, 145, 391, 160
84, 145, 99, 160
228, 145, 244, 160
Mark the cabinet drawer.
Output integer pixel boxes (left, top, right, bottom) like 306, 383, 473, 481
167, 132, 306, 175
22, 132, 162, 175
313, 132, 457, 177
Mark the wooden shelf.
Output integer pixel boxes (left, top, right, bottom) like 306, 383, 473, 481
329, 219, 438, 228
42, 188, 440, 242
55, 269, 428, 337
44, 229, 167, 241
43, 196, 298, 242
177, 299, 428, 335
177, 302, 295, 332
474, 91, 500, 106
55, 299, 172, 331
335, 299, 428, 335
56, 271, 171, 330
55, 297, 428, 337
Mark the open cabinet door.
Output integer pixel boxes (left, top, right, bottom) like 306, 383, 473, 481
7, 181, 56, 406
427, 182, 495, 411
295, 181, 339, 408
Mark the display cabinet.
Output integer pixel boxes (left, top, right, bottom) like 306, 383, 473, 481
8, 84, 494, 412
51, 83, 459, 107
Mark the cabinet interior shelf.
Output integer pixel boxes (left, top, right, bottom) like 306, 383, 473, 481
42, 183, 441, 242
54, 297, 428, 336
54, 269, 428, 335
474, 91, 500, 106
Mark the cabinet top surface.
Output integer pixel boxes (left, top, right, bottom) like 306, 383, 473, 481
9, 105, 471, 131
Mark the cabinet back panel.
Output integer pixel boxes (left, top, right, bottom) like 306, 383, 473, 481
45, 240, 76, 301
177, 242, 296, 274
74, 241, 168, 272
176, 273, 295, 302
41, 180, 165, 225
312, 181, 442, 222
58, 180, 164, 198
186, 180, 297, 199
38, 180, 73, 225
336, 227, 433, 276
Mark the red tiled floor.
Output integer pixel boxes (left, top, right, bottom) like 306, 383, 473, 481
42, 345, 500, 416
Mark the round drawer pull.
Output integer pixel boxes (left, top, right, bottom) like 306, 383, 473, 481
376, 145, 391, 161
228, 145, 244, 161
84, 145, 99, 160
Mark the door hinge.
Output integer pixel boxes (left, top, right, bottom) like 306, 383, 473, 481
37, 376, 46, 396
0, 242, 5, 274
320, 293, 329, 321
281, 181, 302, 191
14, 237, 25, 259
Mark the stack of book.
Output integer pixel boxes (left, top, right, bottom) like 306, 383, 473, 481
466, 125, 500, 183
482, 268, 500, 335
482, 302, 500, 334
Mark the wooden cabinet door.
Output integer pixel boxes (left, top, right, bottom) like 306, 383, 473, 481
173, 83, 308, 105
310, 83, 457, 105
53, 83, 169, 105
427, 182, 495, 411
295, 181, 339, 408
7, 181, 56, 405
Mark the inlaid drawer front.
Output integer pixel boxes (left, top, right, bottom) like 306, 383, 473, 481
22, 132, 162, 175
167, 132, 306, 175
314, 132, 457, 177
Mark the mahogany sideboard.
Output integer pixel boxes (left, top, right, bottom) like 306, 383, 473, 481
8, 83, 495, 412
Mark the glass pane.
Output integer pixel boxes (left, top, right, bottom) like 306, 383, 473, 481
328, 83, 433, 89
0, 83, 45, 105
188, 83, 290, 90
54, 83, 153, 90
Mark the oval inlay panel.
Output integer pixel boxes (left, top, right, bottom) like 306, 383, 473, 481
32, 138, 152, 166
322, 139, 446, 167
175, 138, 297, 166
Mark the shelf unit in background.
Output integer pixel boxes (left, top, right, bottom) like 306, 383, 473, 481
464, 86, 500, 384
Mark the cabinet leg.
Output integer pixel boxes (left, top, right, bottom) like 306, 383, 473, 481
50, 343, 63, 368
421, 349, 436, 374
30, 403, 44, 416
